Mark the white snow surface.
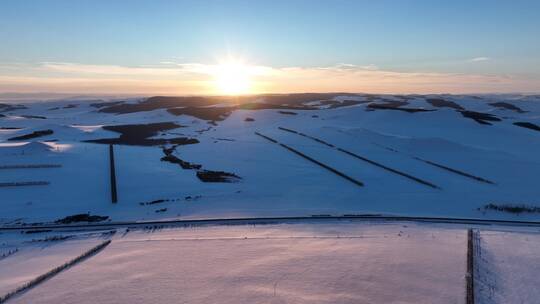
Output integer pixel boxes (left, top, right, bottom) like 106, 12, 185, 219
0, 238, 102, 295
476, 230, 540, 304
1, 94, 540, 224
4, 222, 468, 304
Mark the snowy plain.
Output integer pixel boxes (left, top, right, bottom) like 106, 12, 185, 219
0, 221, 538, 303
2, 222, 468, 304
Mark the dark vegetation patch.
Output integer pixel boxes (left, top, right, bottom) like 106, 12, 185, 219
513, 122, 540, 132
99, 96, 233, 114
244, 117, 255, 122
86, 122, 199, 146
278, 110, 298, 115
23, 229, 52, 234
21, 115, 46, 119
368, 100, 406, 108
161, 145, 241, 182
161, 146, 202, 169
259, 93, 349, 105
0, 127, 22, 130
367, 101, 434, 113
54, 213, 109, 224
488, 102, 526, 113
0, 181, 50, 187
236, 102, 315, 111
481, 203, 540, 214
48, 107, 60, 111
98, 94, 358, 121
139, 199, 168, 206
90, 100, 125, 108
212, 137, 235, 142
195, 126, 213, 133
167, 106, 235, 121
185, 195, 202, 201
31, 235, 73, 242
1, 248, 18, 260
196, 170, 241, 183
63, 104, 78, 109
139, 195, 202, 206
155, 208, 168, 213
0, 103, 27, 113
319, 99, 369, 109
459, 111, 501, 125
8, 129, 53, 141
426, 98, 464, 110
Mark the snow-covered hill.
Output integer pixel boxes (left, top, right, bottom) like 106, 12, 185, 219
1, 93, 540, 224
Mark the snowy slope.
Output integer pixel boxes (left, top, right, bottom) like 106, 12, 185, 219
1, 94, 540, 224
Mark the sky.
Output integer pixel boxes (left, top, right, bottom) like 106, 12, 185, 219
1, 0, 540, 95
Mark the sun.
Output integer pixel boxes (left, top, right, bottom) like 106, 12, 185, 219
213, 61, 252, 95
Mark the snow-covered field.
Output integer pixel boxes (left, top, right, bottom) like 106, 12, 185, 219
1, 93, 540, 224
1, 222, 468, 303
476, 230, 540, 304
1, 222, 538, 303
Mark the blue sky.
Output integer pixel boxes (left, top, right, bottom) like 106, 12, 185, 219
1, 0, 539, 94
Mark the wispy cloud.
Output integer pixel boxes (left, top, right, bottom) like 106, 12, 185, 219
469, 57, 491, 62
0, 61, 538, 95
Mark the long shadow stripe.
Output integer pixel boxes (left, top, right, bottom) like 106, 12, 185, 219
372, 142, 495, 185
255, 132, 364, 187
279, 127, 440, 189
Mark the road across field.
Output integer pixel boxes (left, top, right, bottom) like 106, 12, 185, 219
2, 214, 540, 233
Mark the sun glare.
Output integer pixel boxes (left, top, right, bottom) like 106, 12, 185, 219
213, 61, 252, 95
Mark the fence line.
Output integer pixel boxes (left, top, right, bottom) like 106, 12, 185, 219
0, 240, 111, 303
466, 229, 476, 304
0, 164, 62, 170
0, 181, 49, 188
